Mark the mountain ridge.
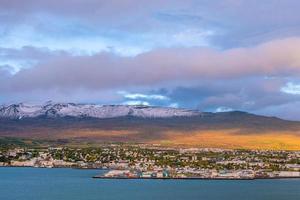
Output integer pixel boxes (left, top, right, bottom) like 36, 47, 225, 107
1, 102, 300, 150
0, 102, 200, 119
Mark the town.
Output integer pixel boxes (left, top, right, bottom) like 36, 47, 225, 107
1, 144, 300, 180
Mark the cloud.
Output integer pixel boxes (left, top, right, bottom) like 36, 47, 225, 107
215, 107, 233, 113
1, 38, 300, 109
0, 46, 67, 73
2, 0, 300, 53
169, 103, 179, 108
118, 91, 176, 108
1, 38, 300, 119
122, 100, 150, 106
281, 82, 300, 95
118, 91, 169, 100
152, 76, 300, 118
2, 1, 300, 120
3, 37, 300, 93
255, 101, 300, 121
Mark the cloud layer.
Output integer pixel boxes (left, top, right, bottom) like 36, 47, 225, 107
1, 1, 300, 120
3, 37, 300, 91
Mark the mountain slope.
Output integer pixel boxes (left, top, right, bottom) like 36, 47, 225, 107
1, 103, 300, 150
0, 102, 199, 119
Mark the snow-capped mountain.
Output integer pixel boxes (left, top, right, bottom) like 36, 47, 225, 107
0, 102, 200, 119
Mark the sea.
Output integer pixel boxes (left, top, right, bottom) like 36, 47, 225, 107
0, 167, 299, 200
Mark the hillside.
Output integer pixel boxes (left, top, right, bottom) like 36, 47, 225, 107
1, 103, 300, 150
0, 102, 199, 119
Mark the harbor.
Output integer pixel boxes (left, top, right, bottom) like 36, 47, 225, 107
92, 169, 300, 180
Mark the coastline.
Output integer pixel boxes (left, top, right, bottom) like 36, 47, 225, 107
92, 175, 254, 180
92, 175, 300, 181
2, 166, 300, 180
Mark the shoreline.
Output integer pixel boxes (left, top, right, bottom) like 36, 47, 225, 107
92, 175, 254, 180
1, 166, 300, 180
92, 175, 300, 180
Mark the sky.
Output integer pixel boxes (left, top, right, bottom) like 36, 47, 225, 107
1, 0, 300, 120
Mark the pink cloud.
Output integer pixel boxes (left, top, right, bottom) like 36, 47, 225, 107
3, 37, 300, 92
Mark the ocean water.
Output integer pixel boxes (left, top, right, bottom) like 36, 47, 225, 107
0, 167, 300, 200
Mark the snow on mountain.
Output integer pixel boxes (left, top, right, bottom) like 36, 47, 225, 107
0, 102, 200, 119
0, 103, 43, 119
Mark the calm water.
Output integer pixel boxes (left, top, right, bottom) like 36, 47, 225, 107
0, 167, 300, 200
